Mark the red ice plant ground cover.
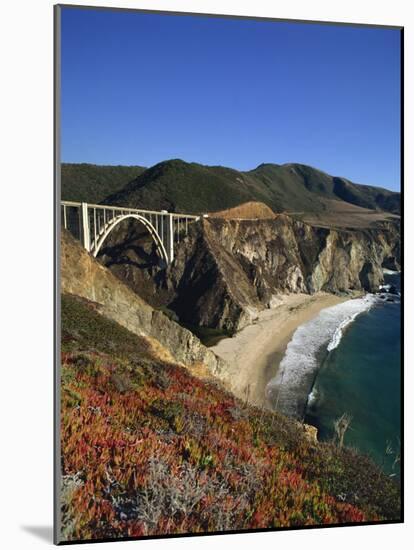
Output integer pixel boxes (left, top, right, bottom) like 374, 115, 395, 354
59, 294, 400, 542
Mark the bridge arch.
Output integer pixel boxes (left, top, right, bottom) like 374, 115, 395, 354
92, 213, 169, 265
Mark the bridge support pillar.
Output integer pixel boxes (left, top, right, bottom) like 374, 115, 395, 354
168, 214, 174, 264
80, 202, 91, 252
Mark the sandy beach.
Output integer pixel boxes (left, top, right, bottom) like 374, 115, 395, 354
211, 292, 349, 408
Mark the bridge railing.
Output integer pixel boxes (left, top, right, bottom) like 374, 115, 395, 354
61, 201, 200, 263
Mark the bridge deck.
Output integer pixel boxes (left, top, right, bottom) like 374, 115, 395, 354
61, 200, 200, 220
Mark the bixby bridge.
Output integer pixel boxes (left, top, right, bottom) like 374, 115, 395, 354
61, 201, 201, 265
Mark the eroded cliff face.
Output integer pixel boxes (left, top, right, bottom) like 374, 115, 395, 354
166, 216, 400, 331
90, 212, 400, 334
60, 229, 226, 376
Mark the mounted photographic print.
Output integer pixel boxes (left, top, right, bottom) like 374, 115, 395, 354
54, 4, 403, 545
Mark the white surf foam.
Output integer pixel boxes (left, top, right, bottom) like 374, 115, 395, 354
383, 268, 400, 275
327, 310, 362, 351
266, 295, 378, 418
307, 386, 319, 407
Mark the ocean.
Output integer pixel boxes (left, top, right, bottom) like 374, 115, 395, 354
266, 273, 401, 475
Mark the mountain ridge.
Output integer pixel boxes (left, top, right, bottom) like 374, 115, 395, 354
101, 158, 400, 218
61, 160, 400, 229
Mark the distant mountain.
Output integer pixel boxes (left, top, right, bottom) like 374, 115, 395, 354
102, 159, 400, 217
61, 163, 146, 203
251, 163, 401, 215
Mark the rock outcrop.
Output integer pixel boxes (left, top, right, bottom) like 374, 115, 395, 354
60, 229, 226, 376
89, 210, 400, 335
166, 216, 400, 331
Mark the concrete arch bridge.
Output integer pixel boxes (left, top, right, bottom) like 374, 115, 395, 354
61, 201, 201, 265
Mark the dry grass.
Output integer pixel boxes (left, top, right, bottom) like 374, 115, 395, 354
293, 199, 400, 229
208, 201, 277, 220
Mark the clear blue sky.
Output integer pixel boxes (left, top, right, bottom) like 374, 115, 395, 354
61, 7, 401, 191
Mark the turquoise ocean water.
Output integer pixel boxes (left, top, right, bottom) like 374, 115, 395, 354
267, 273, 401, 475
305, 274, 401, 475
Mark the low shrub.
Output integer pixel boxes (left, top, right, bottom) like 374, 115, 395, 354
60, 294, 400, 542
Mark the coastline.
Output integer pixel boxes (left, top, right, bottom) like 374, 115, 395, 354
211, 292, 350, 408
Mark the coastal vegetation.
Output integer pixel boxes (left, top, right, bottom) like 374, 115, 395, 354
60, 294, 400, 541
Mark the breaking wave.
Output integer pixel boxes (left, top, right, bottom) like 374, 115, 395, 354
266, 295, 378, 419
383, 268, 400, 275
327, 311, 362, 351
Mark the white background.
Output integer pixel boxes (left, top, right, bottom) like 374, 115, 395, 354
0, 0, 412, 547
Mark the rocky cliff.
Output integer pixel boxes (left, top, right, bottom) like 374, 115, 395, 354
60, 229, 226, 376
165, 215, 400, 332
90, 210, 400, 334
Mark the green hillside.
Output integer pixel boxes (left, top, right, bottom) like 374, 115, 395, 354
331, 176, 400, 214
103, 160, 257, 213
102, 159, 400, 216
61, 163, 146, 203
